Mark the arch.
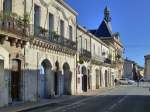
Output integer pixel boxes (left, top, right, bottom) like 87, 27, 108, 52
87, 69, 91, 89
11, 59, 21, 101
0, 59, 4, 89
81, 66, 87, 92
82, 66, 87, 75
54, 61, 59, 95
105, 70, 108, 87
96, 69, 100, 89
63, 63, 72, 95
39, 59, 52, 98
99, 69, 102, 87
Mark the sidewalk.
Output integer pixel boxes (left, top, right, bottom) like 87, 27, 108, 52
0, 87, 116, 112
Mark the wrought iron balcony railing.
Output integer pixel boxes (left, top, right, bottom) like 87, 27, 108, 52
104, 58, 112, 64
32, 26, 77, 50
0, 15, 30, 38
80, 49, 91, 59
92, 54, 105, 62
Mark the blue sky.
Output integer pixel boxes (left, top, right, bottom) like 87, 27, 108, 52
66, 0, 150, 66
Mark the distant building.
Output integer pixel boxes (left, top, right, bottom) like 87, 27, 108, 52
123, 59, 135, 79
144, 55, 150, 75
137, 66, 144, 77
123, 59, 144, 80
89, 7, 124, 79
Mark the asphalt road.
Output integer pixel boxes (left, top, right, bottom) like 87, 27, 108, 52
26, 83, 150, 112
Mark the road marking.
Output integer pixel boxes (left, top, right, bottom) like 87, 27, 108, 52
108, 95, 128, 111
48, 88, 116, 112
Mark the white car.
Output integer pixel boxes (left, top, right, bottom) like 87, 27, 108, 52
118, 78, 129, 85
128, 79, 135, 85
140, 76, 150, 82
118, 78, 135, 85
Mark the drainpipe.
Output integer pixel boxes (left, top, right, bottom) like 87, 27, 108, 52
37, 52, 39, 101
23, 0, 26, 102
75, 16, 78, 94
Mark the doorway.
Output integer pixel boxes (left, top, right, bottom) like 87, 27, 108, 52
105, 70, 108, 87
0, 59, 4, 88
82, 66, 87, 92
63, 63, 72, 95
96, 69, 100, 89
11, 59, 21, 101
39, 59, 52, 98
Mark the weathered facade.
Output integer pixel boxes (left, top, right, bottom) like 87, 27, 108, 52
0, 0, 124, 107
144, 55, 150, 76
0, 0, 77, 107
77, 25, 91, 93
89, 7, 124, 80
123, 59, 135, 79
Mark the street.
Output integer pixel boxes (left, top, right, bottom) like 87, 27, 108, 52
24, 83, 150, 112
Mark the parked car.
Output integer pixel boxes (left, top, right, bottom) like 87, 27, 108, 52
140, 76, 150, 82
118, 78, 129, 85
118, 78, 135, 85
128, 79, 135, 85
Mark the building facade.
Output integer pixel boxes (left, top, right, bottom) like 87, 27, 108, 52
123, 59, 144, 80
123, 59, 135, 79
0, 0, 77, 107
77, 25, 91, 93
89, 7, 124, 80
0, 0, 124, 107
144, 55, 150, 76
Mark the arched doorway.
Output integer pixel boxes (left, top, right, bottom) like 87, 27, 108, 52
88, 69, 91, 89
39, 59, 52, 98
0, 58, 4, 90
63, 63, 72, 95
96, 69, 100, 89
105, 70, 108, 87
100, 70, 102, 87
11, 59, 21, 101
54, 61, 59, 95
82, 66, 87, 92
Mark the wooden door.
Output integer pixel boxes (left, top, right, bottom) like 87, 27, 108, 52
11, 60, 21, 101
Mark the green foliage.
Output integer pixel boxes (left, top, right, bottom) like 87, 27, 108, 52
79, 58, 84, 64
23, 13, 30, 25
52, 30, 60, 40
108, 54, 112, 59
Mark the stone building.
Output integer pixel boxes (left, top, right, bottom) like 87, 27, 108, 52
89, 7, 124, 80
144, 55, 150, 76
77, 25, 118, 93
123, 59, 135, 79
77, 25, 91, 93
123, 58, 144, 80
0, 0, 124, 107
0, 0, 77, 107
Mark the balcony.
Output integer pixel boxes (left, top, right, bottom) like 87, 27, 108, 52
91, 54, 105, 65
104, 58, 112, 64
0, 12, 30, 47
30, 26, 77, 54
79, 49, 91, 61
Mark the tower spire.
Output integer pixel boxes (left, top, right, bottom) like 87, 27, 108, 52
104, 6, 111, 23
